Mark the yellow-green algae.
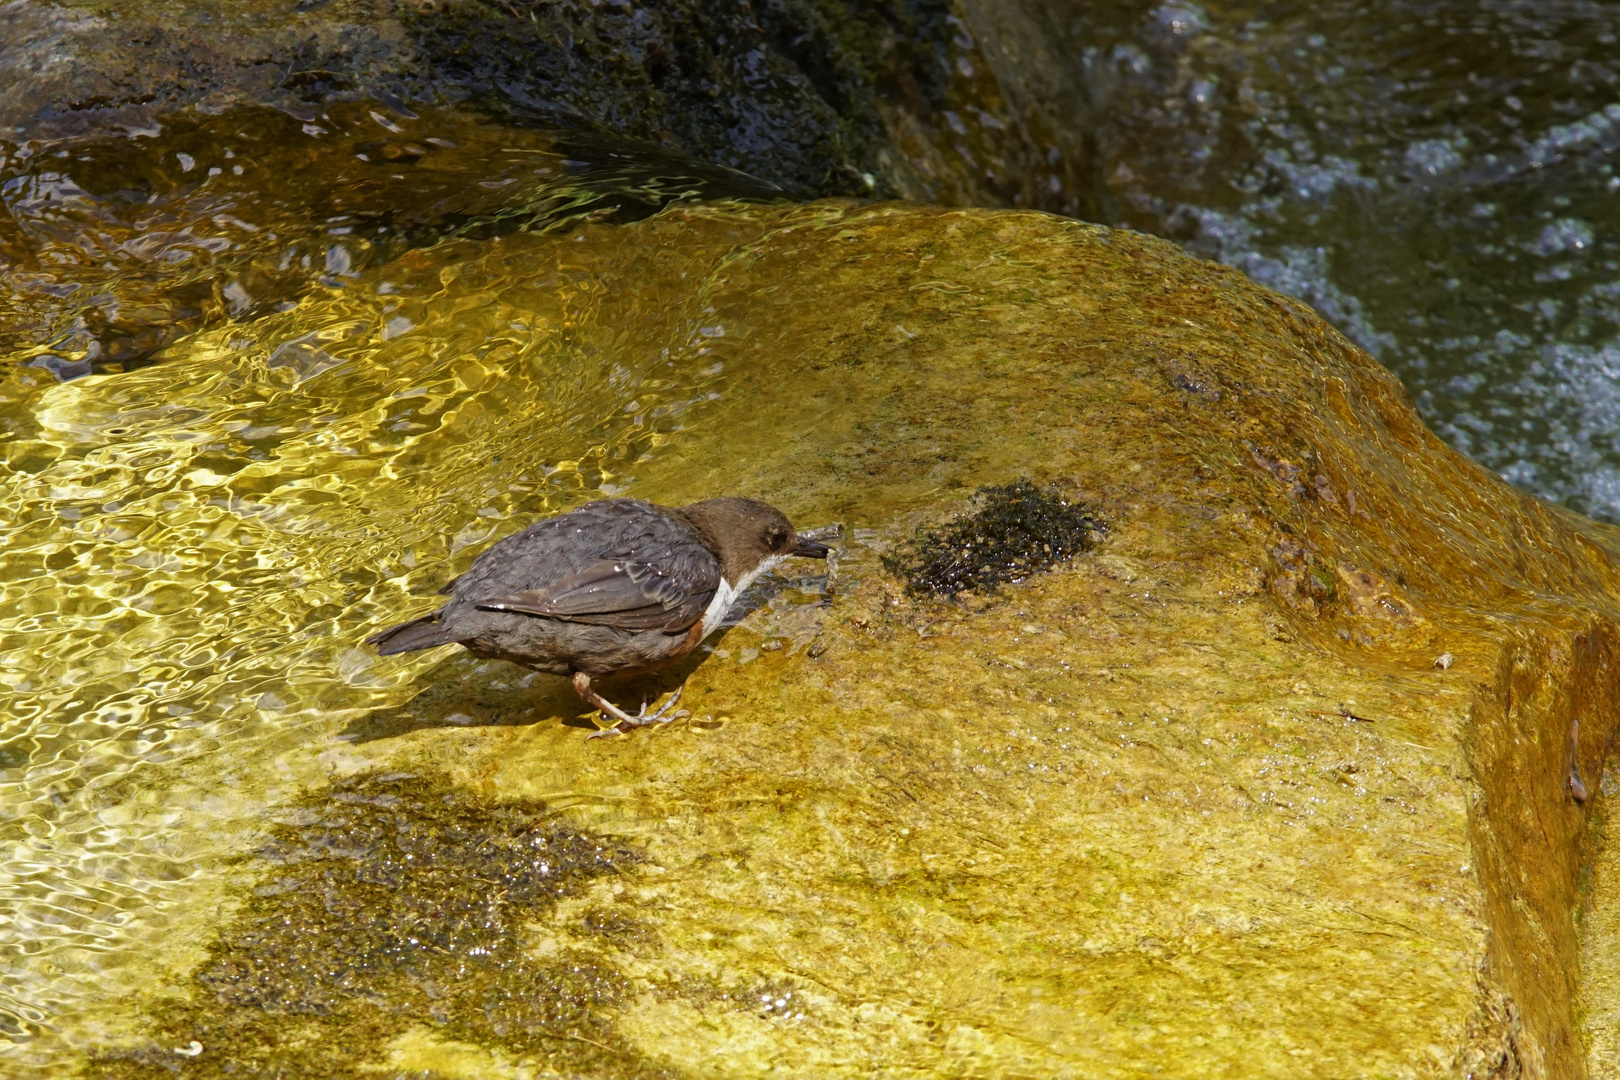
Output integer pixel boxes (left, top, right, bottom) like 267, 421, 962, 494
6, 202, 1620, 1077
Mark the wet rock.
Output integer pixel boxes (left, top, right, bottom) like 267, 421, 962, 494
879, 0, 1096, 217
27, 202, 1618, 1077
0, 0, 1096, 214
566, 204, 1620, 1077
405, 0, 933, 198
0, 0, 416, 139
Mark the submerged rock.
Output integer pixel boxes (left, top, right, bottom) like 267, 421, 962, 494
35, 202, 1620, 1077
0, 101, 783, 377
86, 774, 652, 1079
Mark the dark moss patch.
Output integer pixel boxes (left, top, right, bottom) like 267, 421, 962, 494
87, 773, 675, 1080
883, 479, 1103, 598
0, 737, 32, 771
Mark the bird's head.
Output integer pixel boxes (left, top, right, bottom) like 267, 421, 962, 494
677, 496, 829, 585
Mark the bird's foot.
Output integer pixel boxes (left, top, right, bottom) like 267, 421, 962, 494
584, 686, 690, 740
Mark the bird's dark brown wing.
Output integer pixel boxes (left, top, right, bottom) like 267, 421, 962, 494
474, 552, 718, 633
437, 498, 721, 634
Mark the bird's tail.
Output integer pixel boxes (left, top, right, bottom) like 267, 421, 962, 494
366, 611, 459, 655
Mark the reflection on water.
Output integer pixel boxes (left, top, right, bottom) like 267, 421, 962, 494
1077, 0, 1620, 518
0, 101, 782, 379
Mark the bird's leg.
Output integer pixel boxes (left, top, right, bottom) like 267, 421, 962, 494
574, 672, 690, 739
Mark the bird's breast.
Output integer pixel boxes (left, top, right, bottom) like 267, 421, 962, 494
697, 579, 740, 640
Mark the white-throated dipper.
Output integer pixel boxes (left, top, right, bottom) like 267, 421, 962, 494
367, 497, 829, 737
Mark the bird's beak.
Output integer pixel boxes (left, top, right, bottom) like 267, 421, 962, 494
792, 538, 831, 558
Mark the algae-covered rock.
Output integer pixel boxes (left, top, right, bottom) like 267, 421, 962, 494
32, 202, 1620, 1078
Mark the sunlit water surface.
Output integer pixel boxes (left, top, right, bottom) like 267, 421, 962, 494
0, 103, 779, 1068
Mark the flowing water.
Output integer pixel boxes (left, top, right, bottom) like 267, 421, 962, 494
3, 0, 1620, 1069
1074, 0, 1620, 519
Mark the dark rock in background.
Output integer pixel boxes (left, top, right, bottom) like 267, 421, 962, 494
405, 0, 945, 198
0, 1, 417, 138
0, 0, 1099, 217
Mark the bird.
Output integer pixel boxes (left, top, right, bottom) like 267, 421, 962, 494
367, 496, 830, 737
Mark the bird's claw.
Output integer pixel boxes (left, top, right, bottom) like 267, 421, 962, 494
584, 686, 688, 739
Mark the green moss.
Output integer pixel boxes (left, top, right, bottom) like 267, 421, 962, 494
1308, 559, 1338, 600
882, 479, 1103, 598
86, 773, 672, 1079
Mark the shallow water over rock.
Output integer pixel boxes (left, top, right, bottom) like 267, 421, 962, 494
0, 101, 783, 379
0, 200, 757, 1059
6, 3, 1620, 1074
5, 200, 1620, 1077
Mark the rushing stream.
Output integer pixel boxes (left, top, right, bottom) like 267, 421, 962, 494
1078, 0, 1620, 518
3, 0, 1620, 1070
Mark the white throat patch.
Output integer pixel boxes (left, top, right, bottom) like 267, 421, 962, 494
698, 554, 789, 639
